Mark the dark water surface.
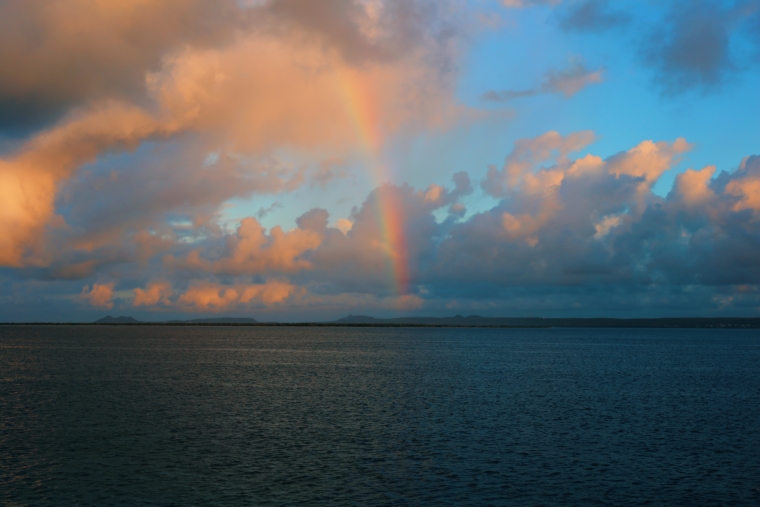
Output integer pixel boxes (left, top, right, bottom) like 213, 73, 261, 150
1, 326, 759, 506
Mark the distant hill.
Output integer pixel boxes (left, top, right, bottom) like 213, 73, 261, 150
95, 315, 140, 324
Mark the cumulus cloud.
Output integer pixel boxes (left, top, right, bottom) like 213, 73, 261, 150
177, 281, 299, 311
133, 281, 173, 307
80, 282, 115, 309
128, 280, 299, 312
482, 57, 604, 102
725, 155, 760, 211
8, 135, 760, 317
165, 216, 322, 276
432, 133, 759, 292
481, 130, 597, 196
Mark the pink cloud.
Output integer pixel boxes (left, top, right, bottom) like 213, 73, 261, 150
80, 282, 116, 309
165, 217, 322, 276
177, 281, 299, 311
0, 1, 467, 271
133, 281, 173, 307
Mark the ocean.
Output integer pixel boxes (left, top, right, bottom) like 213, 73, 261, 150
1, 325, 759, 506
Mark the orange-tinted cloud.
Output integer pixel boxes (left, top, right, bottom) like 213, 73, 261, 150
80, 282, 116, 309
673, 165, 717, 206
177, 281, 299, 311
166, 217, 322, 275
482, 132, 691, 242
133, 281, 173, 307
0, 0, 244, 129
0, 2, 464, 269
608, 138, 691, 182
726, 157, 760, 212
0, 103, 180, 267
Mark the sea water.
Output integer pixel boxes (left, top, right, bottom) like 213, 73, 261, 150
1, 326, 759, 506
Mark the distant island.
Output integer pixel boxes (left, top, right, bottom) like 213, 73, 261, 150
2, 315, 758, 328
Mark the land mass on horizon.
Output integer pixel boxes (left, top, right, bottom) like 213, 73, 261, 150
74, 314, 760, 328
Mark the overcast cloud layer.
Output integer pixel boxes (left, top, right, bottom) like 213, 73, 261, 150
1, 0, 760, 321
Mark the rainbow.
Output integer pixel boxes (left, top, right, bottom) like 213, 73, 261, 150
337, 68, 409, 296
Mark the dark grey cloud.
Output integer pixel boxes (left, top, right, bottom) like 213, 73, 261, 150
640, 0, 759, 95
558, 0, 630, 33
257, 202, 284, 219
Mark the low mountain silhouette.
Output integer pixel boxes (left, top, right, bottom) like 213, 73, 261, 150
95, 315, 140, 324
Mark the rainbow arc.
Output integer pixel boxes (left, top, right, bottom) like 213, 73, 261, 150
337, 68, 410, 296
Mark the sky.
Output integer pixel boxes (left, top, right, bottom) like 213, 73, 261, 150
2, 0, 760, 322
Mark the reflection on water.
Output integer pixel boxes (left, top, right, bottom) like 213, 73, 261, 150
1, 326, 759, 505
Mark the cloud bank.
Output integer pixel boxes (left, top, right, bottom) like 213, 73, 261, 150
1, 1, 760, 319
59, 133, 760, 317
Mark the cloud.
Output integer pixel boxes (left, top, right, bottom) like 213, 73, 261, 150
558, 0, 630, 33
432, 133, 760, 292
127, 279, 300, 312
269, 136, 756, 303
502, 0, 562, 8
0, 102, 181, 267
165, 216, 322, 276
4, 3, 760, 318
6, 135, 760, 317
725, 155, 760, 211
177, 280, 299, 311
133, 281, 173, 307
0, 0, 245, 134
259, 0, 460, 66
80, 282, 115, 309
0, 0, 460, 134
311, 159, 349, 189
56, 148, 306, 265
334, 219, 354, 234
481, 130, 597, 197
482, 57, 604, 102
640, 0, 757, 95
0, 0, 467, 270
256, 202, 284, 219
